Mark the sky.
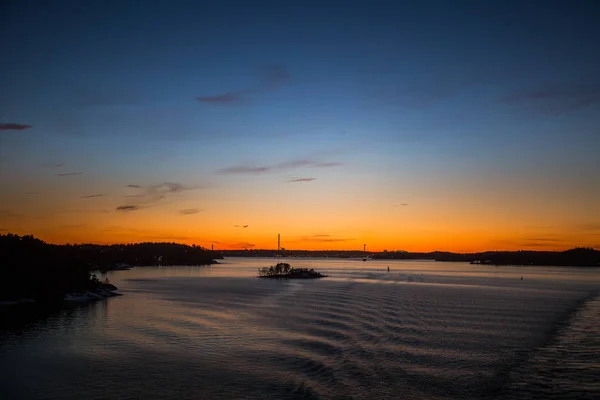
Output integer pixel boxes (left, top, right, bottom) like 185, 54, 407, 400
1, 0, 599, 252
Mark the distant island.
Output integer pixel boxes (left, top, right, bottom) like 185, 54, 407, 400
257, 263, 327, 279
375, 248, 600, 267
222, 248, 600, 267
0, 233, 219, 305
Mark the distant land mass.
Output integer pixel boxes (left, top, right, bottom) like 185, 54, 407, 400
0, 234, 219, 304
220, 248, 600, 267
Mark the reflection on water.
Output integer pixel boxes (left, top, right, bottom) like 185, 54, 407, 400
1, 258, 599, 399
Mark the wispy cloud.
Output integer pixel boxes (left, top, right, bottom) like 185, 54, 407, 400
286, 178, 316, 183
219, 166, 271, 174
196, 64, 289, 104
117, 181, 205, 211
0, 123, 32, 131
179, 208, 202, 215
81, 194, 104, 199
141, 182, 202, 203
315, 162, 343, 168
504, 82, 600, 115
393, 203, 409, 207
278, 159, 315, 168
57, 172, 83, 177
234, 225, 249, 228
218, 159, 343, 175
116, 205, 140, 212
196, 93, 241, 103
42, 163, 64, 168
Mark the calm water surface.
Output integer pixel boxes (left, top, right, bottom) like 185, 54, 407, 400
1, 258, 599, 399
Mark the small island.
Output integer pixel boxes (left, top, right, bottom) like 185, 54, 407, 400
257, 263, 327, 279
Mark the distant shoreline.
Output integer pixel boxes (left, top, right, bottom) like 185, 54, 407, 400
1, 233, 218, 306
220, 248, 600, 267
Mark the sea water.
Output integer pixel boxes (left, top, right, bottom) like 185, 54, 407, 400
1, 258, 598, 399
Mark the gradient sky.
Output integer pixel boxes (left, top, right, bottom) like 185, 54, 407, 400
1, 0, 599, 251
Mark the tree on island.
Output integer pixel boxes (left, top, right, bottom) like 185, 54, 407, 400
257, 263, 326, 278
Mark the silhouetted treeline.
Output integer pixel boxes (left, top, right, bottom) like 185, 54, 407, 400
221, 248, 599, 267
430, 248, 600, 266
0, 234, 218, 302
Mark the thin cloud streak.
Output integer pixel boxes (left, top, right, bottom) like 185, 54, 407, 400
504, 82, 600, 115
196, 65, 289, 104
196, 93, 242, 103
315, 162, 343, 168
278, 160, 315, 168
179, 208, 202, 215
218, 159, 343, 175
116, 205, 140, 212
0, 123, 32, 130
81, 194, 104, 199
287, 178, 316, 182
57, 172, 83, 176
219, 166, 271, 174
117, 181, 206, 211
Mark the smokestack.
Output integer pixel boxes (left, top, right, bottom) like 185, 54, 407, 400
363, 244, 366, 252
211, 244, 214, 251
278, 233, 280, 251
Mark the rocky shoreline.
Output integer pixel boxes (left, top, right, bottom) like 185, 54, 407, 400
1, 284, 120, 307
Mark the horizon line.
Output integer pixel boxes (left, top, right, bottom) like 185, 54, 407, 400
1, 233, 597, 254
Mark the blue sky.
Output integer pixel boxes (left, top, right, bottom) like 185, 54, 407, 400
1, 0, 599, 250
